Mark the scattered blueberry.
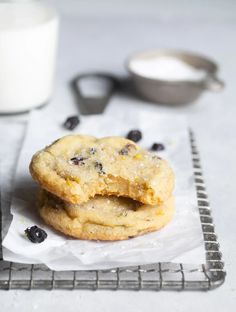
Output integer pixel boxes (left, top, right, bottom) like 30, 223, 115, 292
151, 143, 165, 152
95, 161, 105, 175
25, 225, 47, 243
63, 116, 80, 131
70, 156, 86, 165
126, 130, 142, 143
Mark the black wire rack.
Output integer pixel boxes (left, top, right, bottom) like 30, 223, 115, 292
0, 131, 226, 290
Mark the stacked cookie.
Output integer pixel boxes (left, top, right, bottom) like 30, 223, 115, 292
30, 135, 175, 241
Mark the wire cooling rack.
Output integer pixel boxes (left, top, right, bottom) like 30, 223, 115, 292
0, 131, 226, 290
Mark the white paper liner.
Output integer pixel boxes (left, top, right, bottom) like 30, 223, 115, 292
2, 110, 205, 270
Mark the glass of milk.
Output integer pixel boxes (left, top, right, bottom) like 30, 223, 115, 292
0, 0, 59, 113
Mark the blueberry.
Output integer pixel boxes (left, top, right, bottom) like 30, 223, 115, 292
119, 143, 135, 155
89, 147, 97, 155
70, 156, 86, 165
63, 116, 80, 131
25, 225, 47, 243
127, 130, 142, 143
151, 143, 165, 152
94, 161, 105, 175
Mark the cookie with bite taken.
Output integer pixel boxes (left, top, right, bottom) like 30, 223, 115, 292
30, 135, 174, 205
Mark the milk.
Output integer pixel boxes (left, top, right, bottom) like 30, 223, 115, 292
0, 1, 59, 113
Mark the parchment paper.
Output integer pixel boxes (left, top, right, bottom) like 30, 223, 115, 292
2, 109, 205, 270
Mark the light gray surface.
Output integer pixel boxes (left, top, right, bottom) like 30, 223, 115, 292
1, 0, 236, 311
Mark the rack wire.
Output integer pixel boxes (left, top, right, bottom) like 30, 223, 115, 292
0, 131, 226, 290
